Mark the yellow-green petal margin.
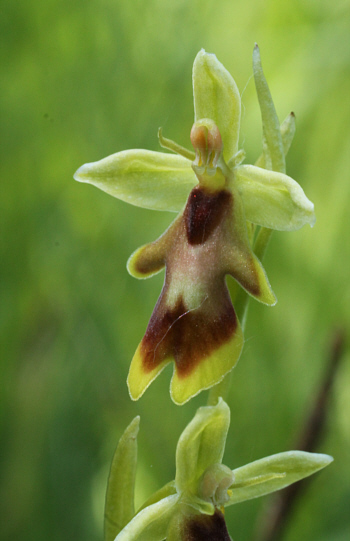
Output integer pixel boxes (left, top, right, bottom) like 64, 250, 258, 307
170, 327, 244, 406
127, 342, 172, 402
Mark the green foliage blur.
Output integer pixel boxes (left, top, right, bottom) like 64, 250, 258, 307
1, 1, 349, 540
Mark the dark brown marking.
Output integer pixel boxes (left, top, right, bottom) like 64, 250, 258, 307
182, 509, 232, 541
140, 283, 237, 377
184, 187, 232, 245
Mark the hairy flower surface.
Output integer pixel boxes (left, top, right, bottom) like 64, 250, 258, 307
104, 400, 332, 541
74, 48, 315, 404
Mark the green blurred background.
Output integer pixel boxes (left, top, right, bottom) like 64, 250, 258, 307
1, 0, 350, 540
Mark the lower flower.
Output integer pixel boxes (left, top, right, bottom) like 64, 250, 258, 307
104, 400, 333, 541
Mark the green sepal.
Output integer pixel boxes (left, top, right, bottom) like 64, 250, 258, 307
74, 149, 196, 212
193, 50, 241, 162
234, 164, 315, 230
226, 451, 333, 506
175, 398, 230, 494
115, 495, 178, 541
104, 416, 140, 541
253, 44, 285, 173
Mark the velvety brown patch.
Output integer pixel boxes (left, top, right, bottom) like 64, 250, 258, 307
183, 509, 232, 541
184, 188, 232, 245
140, 284, 237, 377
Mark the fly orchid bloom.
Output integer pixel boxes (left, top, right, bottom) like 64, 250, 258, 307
74, 47, 315, 404
104, 399, 332, 541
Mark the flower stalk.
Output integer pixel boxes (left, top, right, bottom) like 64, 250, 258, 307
104, 400, 332, 541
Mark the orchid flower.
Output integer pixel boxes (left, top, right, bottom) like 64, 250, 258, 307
104, 399, 332, 541
74, 48, 315, 404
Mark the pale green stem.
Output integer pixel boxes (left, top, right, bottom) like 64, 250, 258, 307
207, 370, 234, 406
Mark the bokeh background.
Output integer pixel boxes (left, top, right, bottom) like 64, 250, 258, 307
1, 0, 350, 540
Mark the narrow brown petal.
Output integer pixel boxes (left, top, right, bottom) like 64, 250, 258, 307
127, 217, 181, 279
128, 177, 274, 403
